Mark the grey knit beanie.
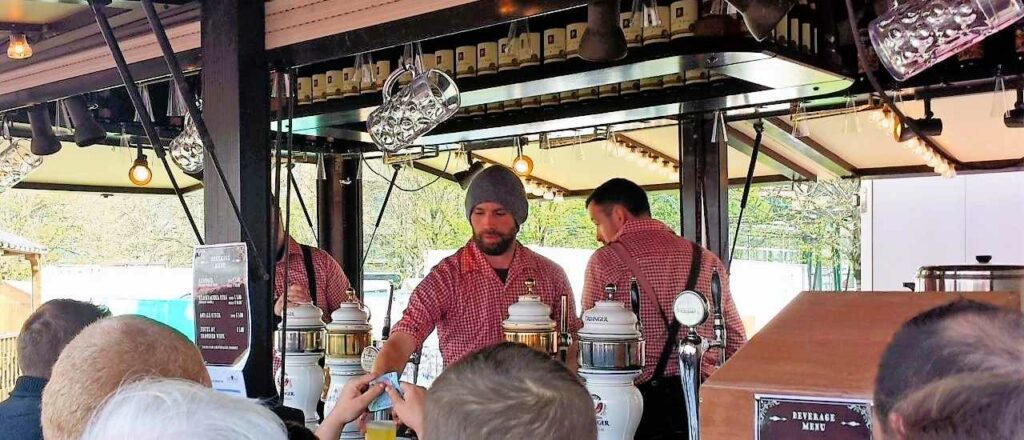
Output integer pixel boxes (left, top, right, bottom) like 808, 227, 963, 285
464, 165, 528, 226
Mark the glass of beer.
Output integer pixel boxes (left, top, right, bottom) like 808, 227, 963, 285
366, 420, 398, 440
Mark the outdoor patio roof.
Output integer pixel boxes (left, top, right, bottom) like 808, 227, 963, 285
0, 228, 46, 256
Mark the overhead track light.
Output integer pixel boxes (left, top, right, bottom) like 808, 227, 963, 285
65, 95, 107, 147
7, 34, 32, 60
894, 98, 942, 142
725, 0, 797, 41
454, 160, 485, 189
579, 0, 628, 62
1004, 88, 1024, 128
27, 104, 61, 156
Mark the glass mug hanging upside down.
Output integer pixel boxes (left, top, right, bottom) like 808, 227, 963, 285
367, 63, 461, 153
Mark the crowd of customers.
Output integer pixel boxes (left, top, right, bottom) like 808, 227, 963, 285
2, 296, 1022, 440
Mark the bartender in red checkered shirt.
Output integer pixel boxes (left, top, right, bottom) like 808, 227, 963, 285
372, 165, 582, 375
271, 203, 355, 321
583, 178, 747, 440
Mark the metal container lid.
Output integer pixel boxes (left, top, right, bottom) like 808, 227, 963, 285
503, 294, 556, 331
503, 279, 557, 332
278, 303, 325, 330
917, 256, 1024, 279
327, 300, 372, 333
579, 298, 642, 340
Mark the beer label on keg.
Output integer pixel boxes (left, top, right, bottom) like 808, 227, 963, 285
361, 345, 380, 372
755, 394, 872, 440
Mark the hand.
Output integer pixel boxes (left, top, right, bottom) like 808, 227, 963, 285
387, 382, 426, 435
274, 284, 313, 316
322, 374, 385, 427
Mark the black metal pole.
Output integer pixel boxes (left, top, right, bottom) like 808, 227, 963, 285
87, 1, 204, 246
728, 120, 764, 269
139, 0, 269, 279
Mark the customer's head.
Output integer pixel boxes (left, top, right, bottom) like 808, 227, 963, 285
17, 299, 109, 378
41, 315, 211, 440
873, 299, 1024, 436
80, 378, 287, 440
425, 342, 597, 440
890, 371, 1024, 439
585, 178, 650, 245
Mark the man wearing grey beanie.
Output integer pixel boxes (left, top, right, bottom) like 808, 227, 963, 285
372, 165, 582, 376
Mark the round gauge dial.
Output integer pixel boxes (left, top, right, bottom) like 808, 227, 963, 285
673, 290, 709, 327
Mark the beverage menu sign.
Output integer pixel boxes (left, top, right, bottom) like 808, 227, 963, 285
755, 394, 873, 440
193, 243, 250, 367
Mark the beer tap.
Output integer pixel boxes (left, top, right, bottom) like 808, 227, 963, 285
673, 286, 712, 440
628, 277, 642, 334
709, 269, 727, 367
558, 294, 571, 364
382, 281, 395, 341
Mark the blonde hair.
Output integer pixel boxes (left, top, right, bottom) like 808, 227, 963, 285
80, 378, 286, 440
41, 315, 212, 440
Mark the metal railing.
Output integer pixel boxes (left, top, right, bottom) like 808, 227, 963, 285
0, 333, 18, 400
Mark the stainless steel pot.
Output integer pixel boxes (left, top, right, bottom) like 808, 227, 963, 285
504, 330, 558, 355
916, 256, 1024, 293
578, 339, 645, 370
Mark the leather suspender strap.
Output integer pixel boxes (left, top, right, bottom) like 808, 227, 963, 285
609, 240, 704, 381
300, 244, 319, 308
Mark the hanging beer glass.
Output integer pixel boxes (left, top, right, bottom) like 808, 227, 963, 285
869, 0, 1024, 81
367, 43, 461, 153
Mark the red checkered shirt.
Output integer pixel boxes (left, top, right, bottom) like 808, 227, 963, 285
273, 237, 354, 373
392, 241, 584, 367
583, 218, 747, 383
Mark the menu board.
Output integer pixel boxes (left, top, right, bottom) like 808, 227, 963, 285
756, 394, 873, 440
193, 243, 251, 367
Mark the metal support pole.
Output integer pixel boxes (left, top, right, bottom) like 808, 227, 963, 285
317, 156, 364, 297
679, 116, 701, 244
702, 115, 730, 261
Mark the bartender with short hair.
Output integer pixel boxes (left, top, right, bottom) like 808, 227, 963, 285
372, 165, 582, 375
582, 178, 747, 440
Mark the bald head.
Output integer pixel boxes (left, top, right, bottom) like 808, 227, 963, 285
41, 315, 211, 440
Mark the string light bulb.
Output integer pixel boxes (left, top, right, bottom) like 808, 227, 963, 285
512, 154, 534, 176
7, 34, 32, 60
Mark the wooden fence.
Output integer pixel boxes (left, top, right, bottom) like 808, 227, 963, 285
0, 333, 18, 400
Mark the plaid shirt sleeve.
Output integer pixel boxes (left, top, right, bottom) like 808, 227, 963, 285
314, 251, 353, 314
390, 265, 449, 348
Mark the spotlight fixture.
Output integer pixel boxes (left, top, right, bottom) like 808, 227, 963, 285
27, 103, 61, 156
893, 98, 942, 142
128, 140, 153, 186
7, 34, 32, 60
65, 95, 107, 147
726, 0, 797, 41
1004, 88, 1024, 128
579, 0, 628, 62
454, 160, 485, 189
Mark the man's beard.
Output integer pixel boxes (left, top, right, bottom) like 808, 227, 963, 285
473, 229, 517, 256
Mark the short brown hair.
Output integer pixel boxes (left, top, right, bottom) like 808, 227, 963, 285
425, 342, 597, 440
17, 299, 109, 378
41, 315, 211, 440
893, 371, 1024, 439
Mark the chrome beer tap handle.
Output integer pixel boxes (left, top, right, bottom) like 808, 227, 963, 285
558, 294, 571, 364
679, 329, 707, 440
673, 289, 711, 440
710, 269, 727, 368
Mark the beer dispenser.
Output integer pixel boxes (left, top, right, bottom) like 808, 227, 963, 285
578, 284, 646, 440
503, 279, 559, 357
323, 289, 373, 439
671, 269, 728, 440
275, 302, 328, 430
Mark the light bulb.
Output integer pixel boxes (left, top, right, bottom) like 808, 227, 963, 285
128, 156, 153, 186
512, 154, 534, 176
531, 184, 545, 197
921, 148, 935, 163
554, 193, 565, 203
543, 189, 555, 200
913, 142, 927, 156
614, 147, 627, 158
7, 34, 32, 60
